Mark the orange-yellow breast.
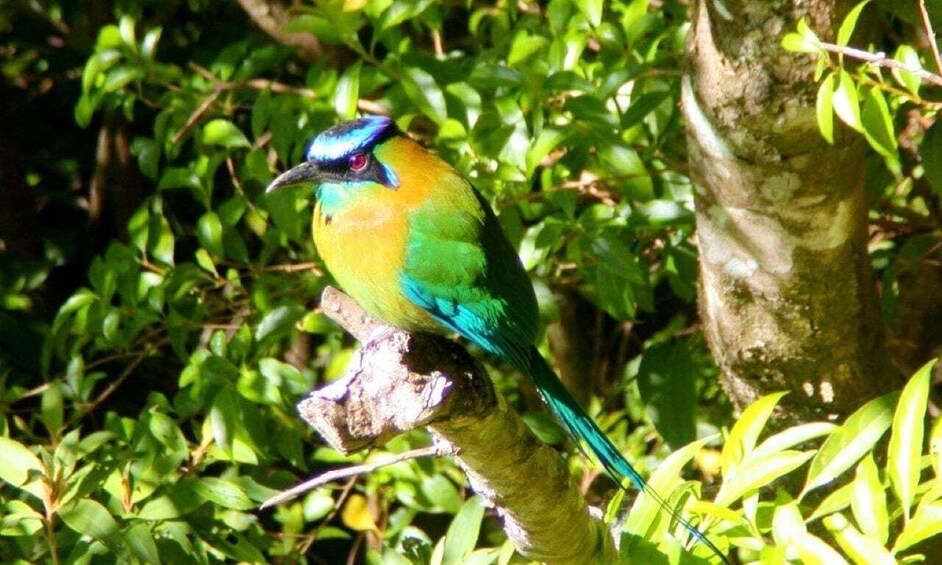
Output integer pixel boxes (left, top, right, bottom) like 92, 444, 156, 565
312, 136, 459, 332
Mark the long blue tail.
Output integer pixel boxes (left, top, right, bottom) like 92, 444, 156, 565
524, 346, 729, 563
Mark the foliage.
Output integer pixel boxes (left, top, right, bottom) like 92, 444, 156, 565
0, 0, 940, 563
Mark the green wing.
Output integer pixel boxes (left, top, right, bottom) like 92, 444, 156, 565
400, 185, 538, 369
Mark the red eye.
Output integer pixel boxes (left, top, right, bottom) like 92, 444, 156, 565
348, 153, 368, 171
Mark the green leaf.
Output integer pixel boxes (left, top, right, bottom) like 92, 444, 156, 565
932, 417, 942, 480
721, 392, 787, 475
802, 392, 897, 496
334, 61, 361, 120
1, 500, 43, 536
0, 437, 44, 496
837, 1, 870, 47
920, 120, 942, 197
637, 341, 696, 449
753, 422, 836, 460
860, 86, 897, 161
255, 304, 305, 347
781, 18, 821, 53
715, 450, 815, 507
625, 436, 713, 542
888, 359, 934, 521
209, 386, 239, 456
824, 513, 892, 565
125, 522, 161, 565
191, 476, 254, 510
82, 50, 122, 92
892, 45, 922, 95
59, 499, 121, 551
203, 119, 250, 149
41, 385, 64, 437
147, 213, 175, 265
402, 67, 447, 125
197, 212, 225, 257
508, 33, 550, 66
852, 454, 888, 544
792, 531, 849, 565
525, 127, 567, 176
816, 73, 835, 143
772, 491, 806, 546
442, 496, 484, 564
809, 481, 854, 522
894, 500, 942, 552
620, 90, 670, 130
573, 0, 603, 27
832, 70, 862, 132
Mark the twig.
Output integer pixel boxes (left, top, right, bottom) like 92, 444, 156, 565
170, 89, 222, 145
918, 0, 942, 76
818, 41, 942, 87
78, 339, 168, 416
260, 445, 447, 508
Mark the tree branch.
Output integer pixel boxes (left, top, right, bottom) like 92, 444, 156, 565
292, 286, 619, 565
817, 41, 942, 88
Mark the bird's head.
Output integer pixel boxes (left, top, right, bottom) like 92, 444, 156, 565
266, 115, 402, 195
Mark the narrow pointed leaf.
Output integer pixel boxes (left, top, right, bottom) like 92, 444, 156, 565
888, 359, 934, 521
442, 496, 485, 564
816, 73, 835, 143
792, 532, 849, 565
894, 501, 942, 552
824, 513, 894, 565
715, 450, 815, 507
721, 392, 787, 475
837, 1, 871, 47
753, 422, 836, 460
851, 454, 888, 543
802, 392, 897, 496
833, 70, 862, 132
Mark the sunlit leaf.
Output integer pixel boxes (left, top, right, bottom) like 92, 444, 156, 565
442, 496, 485, 564
824, 513, 894, 565
860, 86, 897, 161
837, 1, 870, 47
721, 392, 787, 476
59, 499, 121, 551
851, 454, 888, 543
894, 500, 942, 552
832, 70, 862, 132
203, 119, 250, 148
802, 392, 897, 496
816, 73, 835, 143
888, 359, 934, 521
715, 450, 815, 507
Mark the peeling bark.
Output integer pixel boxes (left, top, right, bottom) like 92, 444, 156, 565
683, 0, 900, 423
298, 287, 618, 565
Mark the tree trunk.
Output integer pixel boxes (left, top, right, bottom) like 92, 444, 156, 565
683, 0, 900, 423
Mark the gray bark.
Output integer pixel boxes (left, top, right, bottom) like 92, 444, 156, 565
299, 287, 619, 565
683, 0, 900, 423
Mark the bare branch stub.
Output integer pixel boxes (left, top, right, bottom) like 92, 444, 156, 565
296, 286, 618, 565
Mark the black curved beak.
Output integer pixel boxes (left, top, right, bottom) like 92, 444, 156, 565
265, 161, 323, 193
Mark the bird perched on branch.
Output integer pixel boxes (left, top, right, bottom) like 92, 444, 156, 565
266, 115, 727, 562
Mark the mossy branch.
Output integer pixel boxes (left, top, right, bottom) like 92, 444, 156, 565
293, 286, 618, 565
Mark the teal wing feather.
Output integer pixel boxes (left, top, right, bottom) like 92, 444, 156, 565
400, 186, 537, 369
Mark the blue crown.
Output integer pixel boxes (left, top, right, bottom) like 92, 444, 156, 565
304, 115, 398, 163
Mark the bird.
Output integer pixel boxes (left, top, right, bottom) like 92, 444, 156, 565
266, 115, 728, 562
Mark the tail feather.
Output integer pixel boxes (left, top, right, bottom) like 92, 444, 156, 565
525, 347, 729, 563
